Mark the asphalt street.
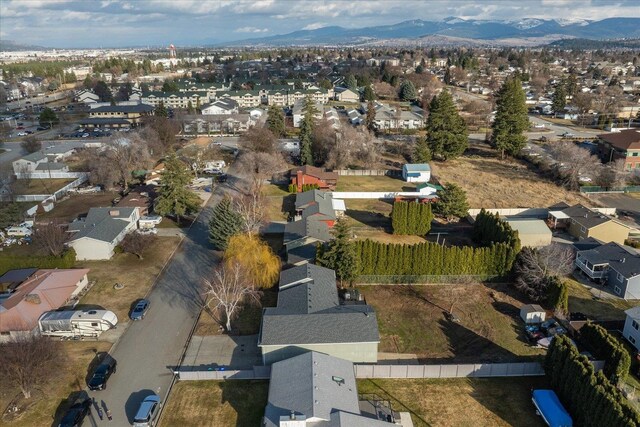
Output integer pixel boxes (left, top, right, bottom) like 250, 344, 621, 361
83, 161, 243, 427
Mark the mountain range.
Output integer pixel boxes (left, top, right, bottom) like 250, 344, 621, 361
221, 17, 640, 47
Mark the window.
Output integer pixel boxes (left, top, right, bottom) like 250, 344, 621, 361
630, 336, 637, 345
91, 322, 98, 327
580, 226, 587, 233
617, 272, 624, 283
614, 286, 622, 295
633, 320, 639, 330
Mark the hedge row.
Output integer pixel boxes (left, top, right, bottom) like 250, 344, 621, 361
354, 239, 517, 277
580, 323, 631, 384
546, 276, 569, 312
0, 249, 76, 276
288, 183, 320, 193
472, 209, 521, 251
391, 201, 433, 235
545, 335, 640, 427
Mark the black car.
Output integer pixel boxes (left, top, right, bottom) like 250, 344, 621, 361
215, 173, 228, 183
59, 398, 91, 427
87, 358, 117, 391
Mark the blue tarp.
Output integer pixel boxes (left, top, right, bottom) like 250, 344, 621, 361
532, 389, 573, 427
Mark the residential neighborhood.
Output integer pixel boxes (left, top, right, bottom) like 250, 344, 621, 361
1, 2, 640, 427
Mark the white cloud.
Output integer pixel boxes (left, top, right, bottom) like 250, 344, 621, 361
302, 22, 328, 30
234, 26, 269, 33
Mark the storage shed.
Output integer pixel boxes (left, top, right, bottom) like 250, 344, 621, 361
532, 389, 573, 427
506, 219, 552, 247
520, 304, 546, 324
402, 164, 431, 183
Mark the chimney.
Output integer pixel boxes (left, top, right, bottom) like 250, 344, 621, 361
297, 170, 303, 189
109, 209, 120, 216
290, 411, 296, 420
25, 294, 41, 304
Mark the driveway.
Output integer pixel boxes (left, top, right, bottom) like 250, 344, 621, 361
85, 162, 244, 426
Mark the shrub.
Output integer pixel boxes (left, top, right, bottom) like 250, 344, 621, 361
0, 249, 76, 276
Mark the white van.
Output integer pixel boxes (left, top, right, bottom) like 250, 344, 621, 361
6, 226, 32, 237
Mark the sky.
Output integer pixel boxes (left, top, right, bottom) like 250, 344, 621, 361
1, 0, 640, 48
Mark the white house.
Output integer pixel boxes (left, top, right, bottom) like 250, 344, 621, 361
292, 98, 323, 128
67, 207, 139, 260
402, 163, 431, 183
12, 151, 48, 174
201, 99, 239, 115
334, 87, 360, 103
75, 90, 100, 104
623, 306, 640, 352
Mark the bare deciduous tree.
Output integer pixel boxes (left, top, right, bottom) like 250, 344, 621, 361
119, 232, 157, 260
513, 245, 575, 301
550, 141, 602, 190
203, 261, 262, 332
33, 221, 67, 256
326, 126, 379, 170
596, 158, 628, 189
0, 334, 61, 399
234, 192, 266, 234
238, 151, 286, 194
242, 127, 277, 154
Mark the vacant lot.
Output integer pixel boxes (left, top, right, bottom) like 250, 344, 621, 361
13, 178, 75, 195
430, 147, 590, 208
360, 284, 546, 362
358, 377, 547, 427
78, 236, 181, 321
336, 175, 415, 192
160, 380, 268, 427
0, 341, 111, 427
38, 192, 119, 222
565, 278, 638, 321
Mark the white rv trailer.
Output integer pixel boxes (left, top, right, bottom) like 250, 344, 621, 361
38, 309, 118, 339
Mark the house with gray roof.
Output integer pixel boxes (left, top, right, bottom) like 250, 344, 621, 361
258, 264, 379, 365
560, 204, 629, 244
12, 151, 47, 174
623, 306, 640, 352
264, 352, 405, 427
575, 241, 640, 299
67, 207, 139, 260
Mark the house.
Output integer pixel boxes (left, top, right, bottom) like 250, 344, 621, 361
290, 166, 339, 191
366, 56, 400, 67
263, 352, 406, 427
520, 304, 546, 324
555, 205, 629, 244
0, 269, 90, 342
575, 242, 640, 299
368, 102, 425, 130
67, 207, 139, 260
333, 87, 360, 103
597, 129, 640, 170
200, 99, 239, 115
216, 90, 262, 108
82, 104, 154, 129
12, 151, 47, 174
142, 91, 208, 109
258, 264, 380, 365
117, 187, 154, 216
506, 219, 552, 247
623, 307, 640, 352
402, 164, 431, 183
75, 89, 100, 104
292, 98, 323, 127
182, 114, 255, 134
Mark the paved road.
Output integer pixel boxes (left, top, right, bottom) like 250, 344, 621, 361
4, 91, 69, 110
84, 164, 243, 427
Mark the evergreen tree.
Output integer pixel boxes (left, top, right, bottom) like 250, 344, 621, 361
491, 76, 529, 159
433, 183, 469, 221
154, 152, 202, 223
39, 108, 59, 127
208, 197, 244, 250
552, 83, 567, 115
398, 80, 418, 101
299, 97, 317, 165
345, 74, 357, 90
316, 218, 358, 284
363, 85, 375, 101
366, 100, 377, 132
266, 105, 286, 137
155, 101, 168, 117
187, 100, 195, 114
413, 136, 432, 163
426, 90, 468, 160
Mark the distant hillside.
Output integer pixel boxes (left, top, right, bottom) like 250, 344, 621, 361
548, 38, 640, 49
0, 40, 48, 51
220, 17, 640, 47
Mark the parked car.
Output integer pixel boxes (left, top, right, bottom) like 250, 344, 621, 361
560, 132, 576, 138
133, 394, 161, 427
87, 357, 117, 391
139, 215, 162, 227
16, 131, 27, 136
130, 299, 150, 321
58, 398, 91, 427
37, 125, 51, 131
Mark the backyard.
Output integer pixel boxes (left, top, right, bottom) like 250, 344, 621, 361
12, 178, 75, 195
77, 236, 182, 321
160, 380, 268, 427
430, 145, 590, 208
37, 192, 119, 222
0, 341, 111, 427
336, 175, 415, 192
359, 283, 546, 362
262, 183, 292, 222
358, 377, 548, 427
565, 278, 638, 321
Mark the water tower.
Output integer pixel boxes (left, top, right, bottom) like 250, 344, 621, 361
168, 44, 176, 59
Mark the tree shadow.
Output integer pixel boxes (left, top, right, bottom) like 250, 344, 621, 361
358, 379, 432, 426
219, 380, 269, 427
281, 194, 295, 219
51, 390, 91, 427
346, 209, 391, 229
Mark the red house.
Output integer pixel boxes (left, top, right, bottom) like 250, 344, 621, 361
290, 166, 339, 192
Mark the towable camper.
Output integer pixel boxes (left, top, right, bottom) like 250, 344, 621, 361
38, 309, 118, 339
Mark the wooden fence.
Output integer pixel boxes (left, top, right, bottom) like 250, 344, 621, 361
334, 169, 402, 177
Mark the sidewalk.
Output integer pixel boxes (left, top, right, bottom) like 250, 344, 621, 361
181, 335, 260, 370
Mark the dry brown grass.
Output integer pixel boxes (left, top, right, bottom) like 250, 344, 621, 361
430, 150, 590, 209
160, 380, 268, 427
38, 192, 119, 222
0, 341, 111, 427
13, 179, 75, 195
77, 237, 182, 321
357, 377, 548, 427
336, 175, 416, 192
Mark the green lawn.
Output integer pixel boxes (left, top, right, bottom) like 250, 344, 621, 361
565, 278, 638, 321
360, 284, 546, 362
336, 175, 415, 192
358, 377, 548, 427
160, 380, 268, 427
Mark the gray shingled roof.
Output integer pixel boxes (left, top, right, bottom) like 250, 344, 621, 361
578, 242, 640, 279
21, 151, 46, 163
286, 243, 318, 264
284, 219, 332, 244
35, 162, 67, 171
264, 352, 392, 427
562, 204, 611, 229
278, 264, 338, 314
68, 207, 135, 243
90, 104, 154, 113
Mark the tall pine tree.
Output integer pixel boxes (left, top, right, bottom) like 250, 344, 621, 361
299, 97, 317, 165
266, 105, 286, 137
413, 136, 432, 163
316, 218, 358, 285
491, 76, 528, 159
426, 90, 468, 160
154, 152, 202, 223
208, 197, 244, 250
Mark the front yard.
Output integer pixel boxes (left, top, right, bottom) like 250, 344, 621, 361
160, 380, 268, 427
77, 236, 182, 321
358, 377, 547, 427
360, 283, 546, 362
